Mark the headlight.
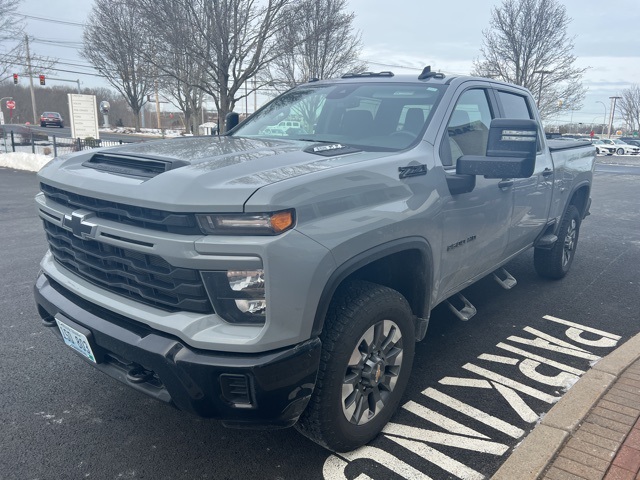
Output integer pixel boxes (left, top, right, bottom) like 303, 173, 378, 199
196, 209, 295, 235
201, 270, 266, 325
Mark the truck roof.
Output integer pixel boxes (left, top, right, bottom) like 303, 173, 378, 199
303, 67, 531, 94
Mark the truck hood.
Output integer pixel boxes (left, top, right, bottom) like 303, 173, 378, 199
37, 136, 375, 212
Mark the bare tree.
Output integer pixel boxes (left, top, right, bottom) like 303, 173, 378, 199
0, 0, 24, 80
159, 74, 205, 134
134, 0, 293, 132
82, 0, 154, 131
618, 85, 640, 133
136, 3, 207, 134
472, 0, 587, 120
264, 0, 366, 93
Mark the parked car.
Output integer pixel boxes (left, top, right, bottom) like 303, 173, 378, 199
591, 139, 615, 155
600, 138, 640, 155
618, 137, 640, 148
34, 69, 595, 452
40, 112, 64, 128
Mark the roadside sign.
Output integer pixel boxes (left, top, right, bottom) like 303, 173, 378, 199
6, 100, 15, 109
67, 94, 99, 139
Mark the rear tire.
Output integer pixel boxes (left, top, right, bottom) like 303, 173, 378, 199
534, 205, 581, 279
295, 280, 415, 452
616, 148, 625, 155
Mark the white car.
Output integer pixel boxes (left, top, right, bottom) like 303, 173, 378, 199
591, 140, 615, 155
600, 139, 640, 155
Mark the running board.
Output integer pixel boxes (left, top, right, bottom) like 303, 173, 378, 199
446, 293, 477, 321
493, 267, 517, 290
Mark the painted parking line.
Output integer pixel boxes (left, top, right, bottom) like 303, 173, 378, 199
323, 315, 621, 480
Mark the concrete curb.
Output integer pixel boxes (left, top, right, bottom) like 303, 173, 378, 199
492, 332, 640, 480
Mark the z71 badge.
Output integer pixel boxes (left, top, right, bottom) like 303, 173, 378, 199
398, 164, 427, 179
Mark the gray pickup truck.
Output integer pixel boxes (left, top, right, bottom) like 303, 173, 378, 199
34, 68, 595, 452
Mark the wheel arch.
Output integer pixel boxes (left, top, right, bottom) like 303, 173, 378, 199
568, 181, 591, 220
311, 237, 434, 341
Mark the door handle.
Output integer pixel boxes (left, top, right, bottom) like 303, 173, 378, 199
542, 168, 554, 177
498, 179, 514, 189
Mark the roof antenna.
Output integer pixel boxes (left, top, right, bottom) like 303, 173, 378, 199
418, 66, 444, 80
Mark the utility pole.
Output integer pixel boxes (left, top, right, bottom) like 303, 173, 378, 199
607, 96, 622, 138
155, 79, 161, 129
25, 34, 38, 124
596, 101, 607, 135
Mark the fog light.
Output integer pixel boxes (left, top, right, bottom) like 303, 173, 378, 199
201, 270, 266, 325
235, 299, 266, 315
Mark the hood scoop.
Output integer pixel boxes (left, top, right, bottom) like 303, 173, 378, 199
82, 153, 190, 178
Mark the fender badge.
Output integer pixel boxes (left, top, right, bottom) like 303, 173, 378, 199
398, 164, 427, 179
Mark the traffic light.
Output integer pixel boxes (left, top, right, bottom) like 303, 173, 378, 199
13, 73, 18, 84
39, 74, 45, 86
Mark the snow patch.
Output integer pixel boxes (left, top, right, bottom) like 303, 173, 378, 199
0, 152, 52, 172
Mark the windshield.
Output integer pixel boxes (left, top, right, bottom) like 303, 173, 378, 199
231, 82, 445, 151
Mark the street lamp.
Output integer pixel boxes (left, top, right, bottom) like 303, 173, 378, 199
533, 70, 553, 107
596, 101, 607, 135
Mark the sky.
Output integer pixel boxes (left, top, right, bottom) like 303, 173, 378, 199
14, 0, 640, 129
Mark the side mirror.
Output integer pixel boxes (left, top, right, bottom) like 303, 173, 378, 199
225, 112, 240, 133
456, 118, 538, 179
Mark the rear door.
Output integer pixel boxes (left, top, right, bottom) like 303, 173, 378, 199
495, 89, 554, 256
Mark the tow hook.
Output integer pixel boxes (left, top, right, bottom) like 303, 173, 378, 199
126, 365, 154, 384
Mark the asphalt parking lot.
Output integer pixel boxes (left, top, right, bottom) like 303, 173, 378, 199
1, 160, 638, 480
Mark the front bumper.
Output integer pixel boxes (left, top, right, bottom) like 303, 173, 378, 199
34, 273, 321, 429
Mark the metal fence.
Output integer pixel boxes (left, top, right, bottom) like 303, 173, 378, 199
1, 128, 133, 157
50, 137, 131, 157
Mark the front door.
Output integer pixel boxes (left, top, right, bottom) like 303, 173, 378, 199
437, 87, 514, 298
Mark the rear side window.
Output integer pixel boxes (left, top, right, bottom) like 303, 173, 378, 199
497, 91, 542, 151
497, 91, 532, 119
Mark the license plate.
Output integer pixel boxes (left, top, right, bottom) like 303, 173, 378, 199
56, 317, 97, 363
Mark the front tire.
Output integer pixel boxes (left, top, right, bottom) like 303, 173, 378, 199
616, 148, 625, 155
534, 205, 581, 279
296, 280, 415, 452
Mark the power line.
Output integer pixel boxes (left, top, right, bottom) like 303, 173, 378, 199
8, 60, 109, 79
3, 54, 96, 71
365, 61, 422, 71
17, 13, 85, 27
31, 37, 83, 45
32, 39, 84, 48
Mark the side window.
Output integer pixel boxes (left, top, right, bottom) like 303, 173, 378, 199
497, 91, 542, 151
497, 91, 532, 119
440, 89, 493, 167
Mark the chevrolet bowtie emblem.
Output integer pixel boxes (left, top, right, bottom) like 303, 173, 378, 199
62, 210, 97, 239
